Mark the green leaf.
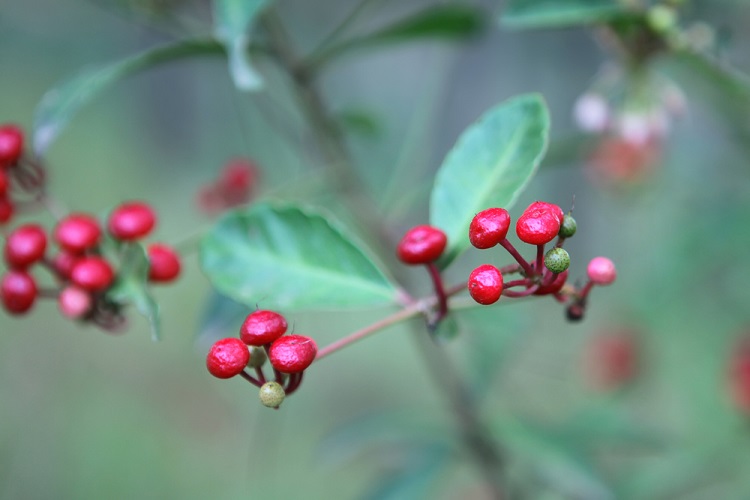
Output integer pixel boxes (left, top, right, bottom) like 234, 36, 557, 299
108, 243, 161, 341
197, 291, 248, 343
212, 0, 270, 91
501, 0, 627, 29
364, 445, 449, 500
429, 94, 550, 267
429, 314, 461, 343
33, 39, 224, 155
199, 202, 400, 310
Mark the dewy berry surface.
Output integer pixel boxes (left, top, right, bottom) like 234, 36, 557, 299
469, 208, 511, 249
515, 208, 561, 245
526, 201, 564, 223
468, 264, 504, 305
1, 270, 37, 314
396, 225, 447, 265
0, 124, 24, 166
587, 257, 617, 285
269, 335, 318, 374
108, 201, 156, 241
4, 224, 47, 269
147, 243, 181, 283
240, 310, 288, 346
71, 256, 114, 292
206, 338, 251, 379
54, 214, 101, 253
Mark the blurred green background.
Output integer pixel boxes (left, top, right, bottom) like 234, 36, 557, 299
2, 0, 750, 498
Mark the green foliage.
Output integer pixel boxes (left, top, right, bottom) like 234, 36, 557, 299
211, 0, 270, 91
33, 39, 224, 155
430, 93, 549, 267
501, 0, 627, 29
199, 202, 400, 310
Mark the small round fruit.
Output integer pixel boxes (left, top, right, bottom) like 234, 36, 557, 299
1, 270, 37, 314
396, 225, 447, 265
206, 338, 251, 379
147, 243, 181, 283
587, 257, 617, 285
526, 201, 564, 223
268, 335, 318, 374
544, 247, 570, 274
259, 381, 285, 408
467, 264, 503, 305
558, 214, 577, 238
108, 201, 156, 241
246, 346, 267, 369
58, 286, 92, 319
4, 224, 47, 269
0, 197, 14, 224
566, 303, 585, 322
70, 257, 114, 292
0, 125, 24, 166
516, 209, 562, 246
54, 214, 101, 253
240, 310, 288, 346
469, 208, 511, 249
51, 251, 81, 280
0, 171, 8, 196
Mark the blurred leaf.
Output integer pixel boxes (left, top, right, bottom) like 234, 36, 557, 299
363, 444, 450, 500
212, 0, 269, 91
199, 202, 400, 310
658, 50, 750, 147
33, 38, 224, 155
430, 93, 549, 268
430, 314, 461, 343
501, 0, 627, 29
337, 108, 382, 139
108, 243, 161, 341
196, 291, 248, 344
560, 401, 669, 448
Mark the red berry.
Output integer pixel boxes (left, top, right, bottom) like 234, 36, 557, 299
1, 270, 37, 314
729, 338, 750, 415
51, 251, 81, 280
268, 334, 318, 374
534, 268, 569, 296
396, 225, 447, 265
526, 201, 564, 223
0, 125, 24, 167
58, 285, 92, 319
4, 224, 47, 269
469, 208, 511, 249
221, 158, 257, 194
585, 330, 638, 390
147, 243, 181, 283
70, 256, 114, 292
0, 171, 8, 196
467, 264, 503, 305
515, 208, 561, 245
108, 201, 156, 241
54, 214, 101, 253
0, 197, 13, 225
240, 309, 288, 346
587, 257, 616, 285
206, 337, 251, 379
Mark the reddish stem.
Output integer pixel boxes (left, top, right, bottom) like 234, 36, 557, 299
504, 278, 532, 289
499, 239, 534, 276
535, 244, 545, 277
425, 262, 448, 323
578, 281, 595, 301
503, 285, 539, 298
255, 366, 267, 384
239, 370, 263, 388
286, 371, 304, 395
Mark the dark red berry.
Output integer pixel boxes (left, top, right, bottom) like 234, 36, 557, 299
1, 270, 37, 314
268, 334, 318, 374
0, 197, 13, 225
515, 208, 561, 245
54, 214, 101, 253
467, 264, 503, 305
52, 251, 81, 280
70, 256, 114, 292
469, 208, 511, 249
0, 171, 8, 196
147, 243, 181, 283
526, 201, 564, 222
396, 225, 447, 265
108, 201, 156, 241
240, 310, 288, 346
587, 257, 616, 285
534, 269, 569, 296
206, 337, 251, 379
0, 125, 24, 167
566, 303, 585, 322
729, 338, 750, 415
4, 224, 47, 269
58, 285, 92, 319
221, 158, 257, 200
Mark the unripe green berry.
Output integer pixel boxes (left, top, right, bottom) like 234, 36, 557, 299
259, 381, 285, 408
647, 5, 676, 34
544, 247, 570, 274
246, 346, 267, 369
558, 214, 577, 238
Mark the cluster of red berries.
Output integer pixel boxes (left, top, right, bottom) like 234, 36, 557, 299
196, 158, 259, 216
466, 201, 615, 321
206, 309, 317, 409
1, 200, 181, 329
0, 124, 46, 225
